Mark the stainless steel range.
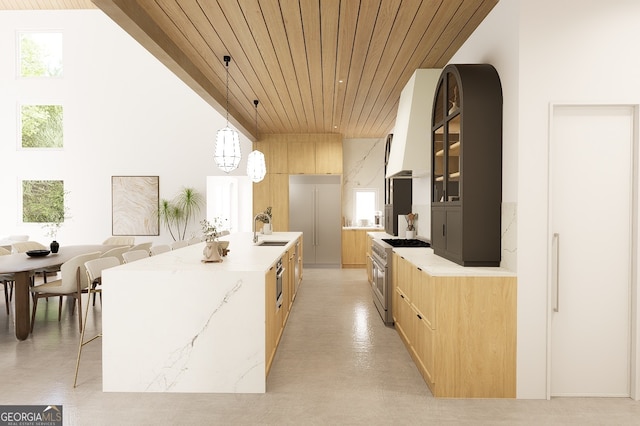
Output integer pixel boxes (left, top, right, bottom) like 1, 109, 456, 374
370, 238, 430, 325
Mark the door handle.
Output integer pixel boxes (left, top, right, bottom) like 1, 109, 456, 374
552, 233, 560, 312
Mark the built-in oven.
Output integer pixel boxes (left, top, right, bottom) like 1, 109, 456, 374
276, 258, 284, 309
370, 237, 431, 325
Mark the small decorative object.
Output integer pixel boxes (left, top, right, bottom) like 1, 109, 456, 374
26, 249, 50, 257
405, 213, 416, 239
200, 218, 229, 261
256, 207, 272, 234
43, 214, 65, 254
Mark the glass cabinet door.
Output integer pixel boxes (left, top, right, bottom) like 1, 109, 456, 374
432, 71, 461, 204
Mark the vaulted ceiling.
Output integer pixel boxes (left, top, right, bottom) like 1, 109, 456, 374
1, 0, 498, 140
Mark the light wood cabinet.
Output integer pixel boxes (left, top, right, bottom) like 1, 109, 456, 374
255, 135, 288, 174
341, 228, 376, 268
265, 266, 277, 377
392, 253, 516, 398
265, 237, 302, 377
315, 136, 343, 174
253, 174, 289, 232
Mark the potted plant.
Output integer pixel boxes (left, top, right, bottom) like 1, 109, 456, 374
159, 187, 204, 241
255, 207, 272, 234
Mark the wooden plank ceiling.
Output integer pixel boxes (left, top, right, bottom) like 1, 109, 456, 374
2, 0, 498, 140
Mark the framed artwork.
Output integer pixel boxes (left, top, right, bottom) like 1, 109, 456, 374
111, 176, 159, 236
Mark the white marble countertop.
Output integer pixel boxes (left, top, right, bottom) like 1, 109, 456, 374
393, 247, 516, 277
342, 226, 384, 230
113, 231, 301, 273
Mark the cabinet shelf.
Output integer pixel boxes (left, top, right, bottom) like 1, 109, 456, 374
435, 141, 460, 157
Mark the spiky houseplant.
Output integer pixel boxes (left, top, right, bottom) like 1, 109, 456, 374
159, 187, 204, 241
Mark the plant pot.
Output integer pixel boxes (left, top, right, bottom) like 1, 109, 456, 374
262, 224, 272, 235
202, 241, 222, 262
50, 240, 59, 254
405, 230, 415, 239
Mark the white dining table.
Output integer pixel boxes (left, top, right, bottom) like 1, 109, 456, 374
0, 245, 120, 340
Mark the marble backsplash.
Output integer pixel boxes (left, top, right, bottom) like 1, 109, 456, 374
342, 137, 386, 225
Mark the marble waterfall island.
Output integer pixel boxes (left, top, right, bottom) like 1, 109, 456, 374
102, 232, 301, 393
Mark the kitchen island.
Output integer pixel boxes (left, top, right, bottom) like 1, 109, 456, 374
102, 231, 302, 393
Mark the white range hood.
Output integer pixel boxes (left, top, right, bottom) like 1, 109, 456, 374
385, 68, 441, 178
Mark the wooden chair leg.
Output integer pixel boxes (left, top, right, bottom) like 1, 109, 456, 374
58, 296, 63, 321
30, 296, 38, 333
3, 283, 9, 315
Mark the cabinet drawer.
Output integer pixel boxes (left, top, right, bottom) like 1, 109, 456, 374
412, 268, 436, 329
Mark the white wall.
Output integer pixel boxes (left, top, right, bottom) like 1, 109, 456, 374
0, 10, 253, 245
450, 0, 640, 398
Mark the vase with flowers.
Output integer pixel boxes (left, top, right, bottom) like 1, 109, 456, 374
200, 218, 227, 262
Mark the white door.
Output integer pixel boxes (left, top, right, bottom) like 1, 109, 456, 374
550, 104, 633, 397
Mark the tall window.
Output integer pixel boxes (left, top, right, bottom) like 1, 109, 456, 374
18, 31, 63, 77
354, 189, 377, 226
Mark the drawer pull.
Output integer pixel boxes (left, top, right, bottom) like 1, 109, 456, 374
417, 314, 423, 320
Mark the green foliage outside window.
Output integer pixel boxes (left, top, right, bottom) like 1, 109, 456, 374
21, 105, 63, 148
19, 32, 63, 77
22, 180, 65, 224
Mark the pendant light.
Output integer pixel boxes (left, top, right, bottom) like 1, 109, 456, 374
247, 99, 267, 183
214, 55, 241, 173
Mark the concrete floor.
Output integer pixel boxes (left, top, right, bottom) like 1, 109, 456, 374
1, 268, 639, 425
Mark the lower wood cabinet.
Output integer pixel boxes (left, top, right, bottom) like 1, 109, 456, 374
341, 228, 378, 268
265, 237, 302, 377
392, 253, 516, 398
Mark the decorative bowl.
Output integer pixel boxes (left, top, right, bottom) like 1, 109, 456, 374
26, 249, 51, 257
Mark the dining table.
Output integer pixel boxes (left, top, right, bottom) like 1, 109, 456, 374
0, 244, 120, 340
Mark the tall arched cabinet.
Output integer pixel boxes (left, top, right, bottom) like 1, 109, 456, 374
431, 64, 503, 266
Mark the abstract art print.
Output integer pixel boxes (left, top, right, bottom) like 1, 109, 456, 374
112, 176, 159, 236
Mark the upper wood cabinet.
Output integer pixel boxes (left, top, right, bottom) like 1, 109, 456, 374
287, 134, 315, 174
255, 135, 288, 174
315, 135, 343, 174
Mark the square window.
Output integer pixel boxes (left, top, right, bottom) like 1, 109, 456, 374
21, 104, 64, 148
22, 180, 65, 223
354, 189, 377, 226
18, 31, 63, 77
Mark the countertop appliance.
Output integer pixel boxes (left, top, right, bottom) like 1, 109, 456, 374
289, 175, 341, 267
370, 238, 431, 325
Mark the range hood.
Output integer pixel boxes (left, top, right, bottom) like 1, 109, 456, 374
385, 68, 441, 178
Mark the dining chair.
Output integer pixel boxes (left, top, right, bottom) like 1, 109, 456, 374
171, 240, 189, 250
11, 241, 59, 283
128, 242, 152, 253
29, 251, 101, 333
74, 256, 120, 388
150, 244, 171, 256
0, 246, 14, 315
99, 246, 129, 264
187, 237, 202, 245
102, 236, 135, 245
122, 250, 149, 263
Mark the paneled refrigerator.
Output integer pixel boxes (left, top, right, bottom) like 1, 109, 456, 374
289, 175, 341, 267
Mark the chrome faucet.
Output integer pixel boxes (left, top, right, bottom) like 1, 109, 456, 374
253, 213, 267, 243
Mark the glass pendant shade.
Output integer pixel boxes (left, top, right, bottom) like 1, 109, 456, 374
214, 126, 241, 173
247, 150, 266, 182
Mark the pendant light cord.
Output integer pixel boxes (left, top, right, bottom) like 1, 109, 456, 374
224, 55, 231, 126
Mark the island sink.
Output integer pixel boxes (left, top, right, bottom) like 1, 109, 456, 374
257, 241, 289, 246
